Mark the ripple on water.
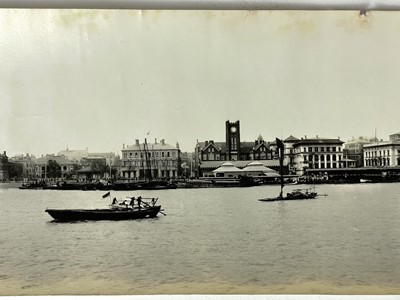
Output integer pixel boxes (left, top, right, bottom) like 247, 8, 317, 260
1, 185, 400, 295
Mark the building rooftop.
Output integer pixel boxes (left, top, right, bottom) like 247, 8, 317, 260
363, 141, 400, 148
124, 142, 178, 151
200, 159, 282, 169
284, 135, 300, 142
212, 162, 242, 173
293, 138, 344, 146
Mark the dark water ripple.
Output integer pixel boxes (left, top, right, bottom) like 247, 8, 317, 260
0, 184, 400, 295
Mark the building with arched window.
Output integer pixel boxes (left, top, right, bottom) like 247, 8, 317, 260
291, 136, 344, 176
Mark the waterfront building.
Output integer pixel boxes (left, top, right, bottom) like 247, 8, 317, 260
35, 155, 77, 179
121, 139, 181, 180
58, 148, 116, 165
9, 154, 36, 180
240, 161, 279, 177
363, 133, 400, 167
211, 162, 242, 178
0, 151, 9, 181
77, 157, 108, 180
195, 120, 280, 177
283, 135, 300, 174
343, 136, 376, 168
292, 136, 345, 176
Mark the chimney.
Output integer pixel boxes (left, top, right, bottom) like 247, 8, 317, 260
305, 135, 307, 139
176, 142, 180, 149
316, 135, 318, 138
205, 140, 209, 147
123, 143, 125, 149
210, 140, 214, 145
155, 138, 157, 144
255, 140, 258, 146
161, 139, 165, 146
135, 139, 140, 146
3, 151, 5, 155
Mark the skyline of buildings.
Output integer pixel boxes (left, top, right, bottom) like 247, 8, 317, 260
2, 120, 400, 181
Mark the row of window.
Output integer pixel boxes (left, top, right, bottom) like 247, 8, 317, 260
37, 166, 69, 171
365, 158, 392, 167
364, 149, 392, 158
304, 154, 342, 162
123, 170, 177, 178
123, 160, 176, 167
303, 146, 342, 153
202, 153, 221, 160
123, 151, 177, 159
308, 163, 339, 169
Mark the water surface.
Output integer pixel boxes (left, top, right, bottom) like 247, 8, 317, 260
0, 183, 399, 295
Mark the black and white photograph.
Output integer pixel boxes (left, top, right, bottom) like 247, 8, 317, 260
1, 3, 400, 297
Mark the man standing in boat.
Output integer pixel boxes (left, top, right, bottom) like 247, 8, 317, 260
129, 197, 135, 208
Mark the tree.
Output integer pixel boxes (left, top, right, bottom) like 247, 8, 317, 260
47, 160, 62, 179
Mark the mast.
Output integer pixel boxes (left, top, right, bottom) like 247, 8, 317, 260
276, 137, 285, 198
143, 138, 152, 182
138, 142, 144, 180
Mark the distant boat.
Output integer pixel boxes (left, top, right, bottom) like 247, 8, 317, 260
45, 193, 163, 221
360, 179, 372, 183
258, 138, 321, 202
259, 187, 318, 202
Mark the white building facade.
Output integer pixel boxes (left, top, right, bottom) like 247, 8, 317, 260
121, 139, 181, 179
292, 136, 344, 176
363, 133, 400, 167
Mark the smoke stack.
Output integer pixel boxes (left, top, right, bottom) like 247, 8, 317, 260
135, 139, 139, 146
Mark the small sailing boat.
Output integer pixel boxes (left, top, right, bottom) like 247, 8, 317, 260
258, 138, 319, 202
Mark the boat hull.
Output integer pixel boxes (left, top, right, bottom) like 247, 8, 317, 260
258, 194, 317, 202
45, 206, 161, 221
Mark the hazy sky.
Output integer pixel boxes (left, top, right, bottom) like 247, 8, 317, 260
1, 9, 400, 156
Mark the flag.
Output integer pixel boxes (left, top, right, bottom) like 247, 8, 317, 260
276, 137, 284, 150
102, 191, 110, 198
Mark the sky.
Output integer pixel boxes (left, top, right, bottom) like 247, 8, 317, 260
1, 9, 400, 156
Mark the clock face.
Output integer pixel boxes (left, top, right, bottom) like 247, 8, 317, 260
230, 127, 237, 133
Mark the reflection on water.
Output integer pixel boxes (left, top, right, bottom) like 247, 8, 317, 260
0, 183, 399, 295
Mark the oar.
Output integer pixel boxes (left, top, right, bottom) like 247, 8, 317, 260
133, 198, 166, 216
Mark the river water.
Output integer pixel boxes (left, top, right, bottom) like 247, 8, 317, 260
0, 183, 399, 295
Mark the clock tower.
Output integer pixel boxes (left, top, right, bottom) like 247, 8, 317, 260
226, 120, 241, 161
